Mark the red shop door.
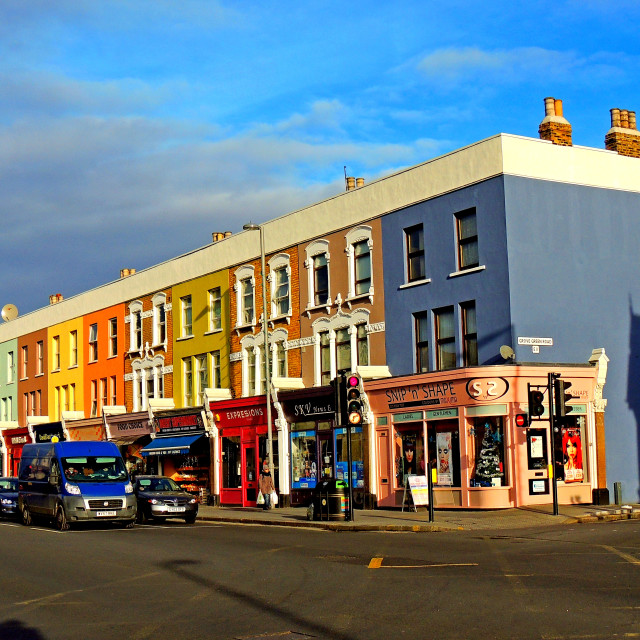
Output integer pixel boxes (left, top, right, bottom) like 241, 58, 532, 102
242, 440, 258, 507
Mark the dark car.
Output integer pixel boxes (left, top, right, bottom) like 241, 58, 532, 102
0, 477, 19, 519
134, 476, 198, 524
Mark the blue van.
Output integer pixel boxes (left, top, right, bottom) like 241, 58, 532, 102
18, 440, 137, 530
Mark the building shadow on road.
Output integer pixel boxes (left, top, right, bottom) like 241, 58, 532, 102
0, 619, 47, 640
160, 558, 358, 640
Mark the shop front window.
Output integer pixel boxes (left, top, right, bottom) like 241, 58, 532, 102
470, 417, 505, 487
428, 421, 461, 487
335, 427, 364, 489
561, 416, 586, 484
221, 436, 241, 489
290, 425, 318, 489
394, 425, 425, 489
259, 433, 279, 490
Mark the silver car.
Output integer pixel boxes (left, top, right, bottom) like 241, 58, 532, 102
134, 476, 198, 524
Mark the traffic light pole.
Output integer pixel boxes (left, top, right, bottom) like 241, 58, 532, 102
346, 421, 354, 522
548, 372, 559, 516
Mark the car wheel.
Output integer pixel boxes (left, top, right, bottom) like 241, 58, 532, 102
21, 505, 32, 526
184, 513, 197, 524
55, 504, 70, 531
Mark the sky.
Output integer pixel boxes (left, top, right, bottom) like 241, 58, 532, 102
2, 0, 639, 316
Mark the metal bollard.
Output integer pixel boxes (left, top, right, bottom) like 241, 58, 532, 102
614, 482, 622, 505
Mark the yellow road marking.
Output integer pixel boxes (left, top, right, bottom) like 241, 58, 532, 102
602, 545, 640, 566
368, 557, 477, 569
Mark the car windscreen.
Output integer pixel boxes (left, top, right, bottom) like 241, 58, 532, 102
137, 478, 180, 492
0, 480, 17, 491
62, 457, 128, 482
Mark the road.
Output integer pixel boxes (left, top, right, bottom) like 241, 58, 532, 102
0, 517, 639, 639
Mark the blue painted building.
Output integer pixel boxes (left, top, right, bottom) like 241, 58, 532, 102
381, 127, 640, 502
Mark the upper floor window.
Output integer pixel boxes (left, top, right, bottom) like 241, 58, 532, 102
209, 287, 222, 331
181, 295, 192, 337
37, 341, 44, 375
52, 336, 60, 371
7, 351, 14, 384
21, 346, 28, 379
414, 312, 429, 373
461, 301, 478, 367
110, 375, 117, 406
109, 318, 118, 357
268, 254, 291, 318
312, 310, 371, 385
455, 208, 479, 271
211, 350, 221, 389
345, 226, 373, 300
234, 265, 256, 328
196, 354, 208, 405
405, 224, 425, 282
70, 330, 78, 366
129, 302, 143, 351
183, 357, 193, 406
304, 240, 331, 309
152, 293, 167, 345
88, 323, 98, 362
275, 341, 287, 378
435, 306, 456, 371
90, 380, 98, 418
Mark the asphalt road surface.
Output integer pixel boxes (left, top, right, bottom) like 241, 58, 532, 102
0, 517, 638, 640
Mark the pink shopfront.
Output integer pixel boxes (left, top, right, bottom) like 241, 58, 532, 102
365, 364, 605, 509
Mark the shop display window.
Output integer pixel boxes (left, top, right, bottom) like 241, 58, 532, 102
428, 421, 461, 487
259, 434, 279, 489
222, 435, 241, 489
561, 416, 586, 484
291, 424, 318, 489
394, 425, 425, 488
470, 417, 506, 487
335, 427, 364, 488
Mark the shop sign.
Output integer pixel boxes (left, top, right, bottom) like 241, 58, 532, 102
392, 411, 423, 423
385, 381, 457, 410
156, 411, 204, 433
466, 378, 509, 402
215, 406, 266, 428
10, 435, 28, 445
426, 408, 458, 420
109, 419, 149, 438
34, 422, 64, 443
281, 390, 336, 422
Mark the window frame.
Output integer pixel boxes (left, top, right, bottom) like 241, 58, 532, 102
304, 240, 331, 310
152, 293, 167, 346
461, 300, 478, 367
109, 318, 118, 357
209, 287, 222, 332
70, 330, 78, 367
37, 340, 44, 375
234, 265, 256, 328
455, 208, 480, 271
88, 323, 98, 362
181, 295, 193, 338
345, 226, 373, 301
21, 345, 28, 379
405, 224, 426, 283
434, 306, 457, 371
52, 336, 60, 371
414, 312, 430, 373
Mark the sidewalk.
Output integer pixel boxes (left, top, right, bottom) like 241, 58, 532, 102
196, 502, 640, 532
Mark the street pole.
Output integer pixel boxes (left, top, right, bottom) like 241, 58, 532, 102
549, 372, 559, 516
243, 222, 274, 480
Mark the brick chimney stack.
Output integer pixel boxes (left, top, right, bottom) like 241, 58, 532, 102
605, 108, 640, 158
538, 97, 572, 146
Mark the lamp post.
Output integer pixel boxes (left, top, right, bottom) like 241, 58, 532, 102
242, 222, 274, 480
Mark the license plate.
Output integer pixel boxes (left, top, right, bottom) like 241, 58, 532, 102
96, 510, 117, 517
167, 506, 186, 513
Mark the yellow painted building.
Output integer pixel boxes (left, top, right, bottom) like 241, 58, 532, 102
48, 318, 85, 420
172, 270, 231, 408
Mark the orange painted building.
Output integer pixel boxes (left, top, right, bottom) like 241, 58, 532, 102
83, 303, 126, 418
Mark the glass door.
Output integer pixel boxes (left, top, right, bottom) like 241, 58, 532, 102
242, 442, 257, 506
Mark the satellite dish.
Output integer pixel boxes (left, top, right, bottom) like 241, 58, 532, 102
1, 304, 18, 322
499, 345, 515, 360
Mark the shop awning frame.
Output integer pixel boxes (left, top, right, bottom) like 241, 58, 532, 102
140, 434, 204, 456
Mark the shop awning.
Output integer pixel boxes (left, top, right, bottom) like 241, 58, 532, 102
140, 434, 203, 457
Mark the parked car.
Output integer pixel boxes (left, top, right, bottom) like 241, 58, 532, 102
0, 477, 19, 519
134, 476, 198, 524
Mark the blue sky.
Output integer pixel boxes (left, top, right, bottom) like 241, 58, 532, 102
2, 0, 639, 315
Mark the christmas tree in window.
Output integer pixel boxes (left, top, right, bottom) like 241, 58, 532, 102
474, 423, 504, 487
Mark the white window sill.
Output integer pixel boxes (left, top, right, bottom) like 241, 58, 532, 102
399, 278, 431, 290
448, 265, 486, 279
235, 323, 256, 331
50, 370, 60, 374
205, 328, 223, 336
35, 372, 44, 378
71, 364, 81, 368
176, 335, 194, 342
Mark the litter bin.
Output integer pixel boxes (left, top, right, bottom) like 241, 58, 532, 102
312, 478, 349, 521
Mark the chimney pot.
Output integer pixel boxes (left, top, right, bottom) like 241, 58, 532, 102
544, 97, 555, 117
346, 176, 356, 191
538, 97, 572, 146
610, 108, 621, 128
605, 107, 640, 157
629, 111, 637, 131
620, 109, 630, 129
356, 177, 365, 188
554, 99, 564, 117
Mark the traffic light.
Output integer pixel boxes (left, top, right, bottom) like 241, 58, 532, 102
528, 385, 545, 419
554, 378, 575, 418
345, 374, 364, 425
